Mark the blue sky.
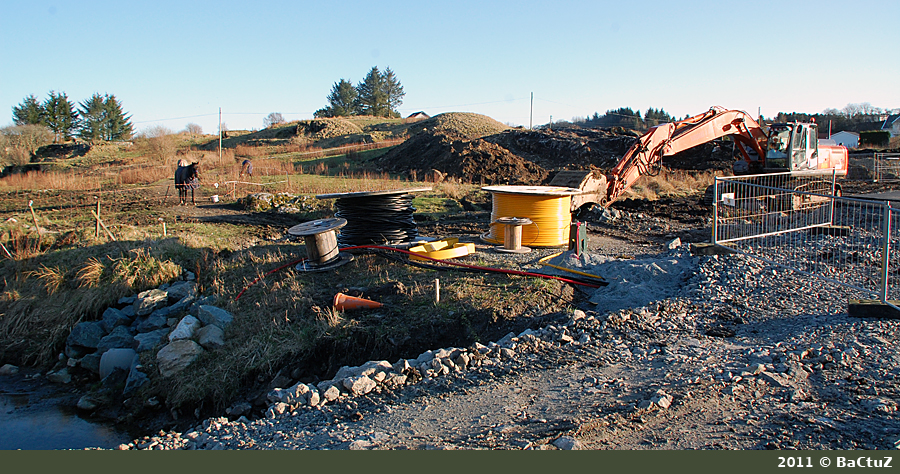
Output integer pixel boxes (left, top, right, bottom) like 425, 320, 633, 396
2, 0, 897, 135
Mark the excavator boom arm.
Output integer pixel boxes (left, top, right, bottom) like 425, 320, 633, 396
604, 107, 767, 205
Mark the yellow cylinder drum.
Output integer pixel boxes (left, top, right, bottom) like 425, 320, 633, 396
482, 186, 579, 248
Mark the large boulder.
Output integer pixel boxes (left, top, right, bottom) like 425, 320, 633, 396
134, 289, 168, 316
168, 315, 202, 342
156, 340, 204, 377
123, 366, 149, 397
96, 325, 136, 355
166, 281, 197, 303
100, 307, 132, 333
134, 328, 171, 352
198, 305, 233, 328
342, 375, 377, 396
197, 324, 225, 350
67, 321, 105, 350
135, 312, 168, 333
80, 353, 101, 374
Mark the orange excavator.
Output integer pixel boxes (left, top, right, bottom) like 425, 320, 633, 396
550, 106, 849, 213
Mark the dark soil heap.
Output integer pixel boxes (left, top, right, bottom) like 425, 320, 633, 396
375, 114, 738, 185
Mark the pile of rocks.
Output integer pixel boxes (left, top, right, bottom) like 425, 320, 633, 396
48, 273, 235, 410
240, 192, 318, 214
257, 312, 590, 420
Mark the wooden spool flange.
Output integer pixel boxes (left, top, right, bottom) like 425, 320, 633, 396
287, 218, 353, 271
494, 216, 533, 254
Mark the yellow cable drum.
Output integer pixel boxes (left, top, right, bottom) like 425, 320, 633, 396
481, 185, 581, 248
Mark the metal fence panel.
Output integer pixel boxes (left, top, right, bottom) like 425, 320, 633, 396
874, 153, 900, 183
712, 171, 900, 309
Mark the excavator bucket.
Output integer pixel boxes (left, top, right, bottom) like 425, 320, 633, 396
549, 170, 609, 212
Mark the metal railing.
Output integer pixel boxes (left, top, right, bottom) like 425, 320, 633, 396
712, 171, 900, 310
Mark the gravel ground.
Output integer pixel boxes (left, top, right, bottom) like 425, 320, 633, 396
120, 210, 900, 450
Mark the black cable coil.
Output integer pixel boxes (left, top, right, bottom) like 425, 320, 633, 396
335, 194, 419, 245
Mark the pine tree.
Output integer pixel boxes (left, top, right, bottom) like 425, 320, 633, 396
78, 93, 107, 141
12, 95, 44, 126
326, 79, 359, 117
42, 91, 78, 142
382, 67, 404, 118
102, 94, 133, 140
356, 66, 388, 117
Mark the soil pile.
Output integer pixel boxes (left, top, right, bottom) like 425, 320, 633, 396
296, 119, 364, 140
407, 112, 510, 140
375, 114, 738, 185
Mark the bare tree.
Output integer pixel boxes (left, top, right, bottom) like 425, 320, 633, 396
184, 123, 203, 137
264, 113, 285, 128
0, 124, 53, 165
841, 102, 883, 118
138, 125, 176, 161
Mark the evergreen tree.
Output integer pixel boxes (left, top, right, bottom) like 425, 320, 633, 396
382, 67, 405, 118
78, 93, 107, 141
12, 95, 44, 126
356, 66, 388, 117
102, 94, 133, 140
42, 91, 78, 142
326, 79, 359, 117
644, 107, 674, 128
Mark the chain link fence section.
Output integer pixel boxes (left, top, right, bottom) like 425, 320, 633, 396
712, 171, 900, 310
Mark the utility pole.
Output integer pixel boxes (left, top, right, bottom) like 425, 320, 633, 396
218, 107, 222, 162
530, 92, 533, 130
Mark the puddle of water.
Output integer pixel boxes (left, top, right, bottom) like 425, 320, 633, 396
0, 389, 134, 450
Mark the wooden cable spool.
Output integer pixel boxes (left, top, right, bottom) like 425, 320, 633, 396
287, 218, 353, 272
494, 217, 533, 254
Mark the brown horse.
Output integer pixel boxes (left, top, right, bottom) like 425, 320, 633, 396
175, 162, 201, 205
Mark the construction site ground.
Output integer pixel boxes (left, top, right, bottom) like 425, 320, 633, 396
119, 180, 900, 451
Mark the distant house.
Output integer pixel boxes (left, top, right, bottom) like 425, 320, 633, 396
406, 111, 430, 121
830, 131, 859, 149
882, 114, 900, 137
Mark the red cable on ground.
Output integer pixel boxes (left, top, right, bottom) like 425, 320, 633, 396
234, 244, 602, 301
234, 257, 307, 300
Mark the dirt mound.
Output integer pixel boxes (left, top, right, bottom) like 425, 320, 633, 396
296, 118, 364, 140
377, 130, 547, 185
408, 112, 509, 140
377, 119, 740, 186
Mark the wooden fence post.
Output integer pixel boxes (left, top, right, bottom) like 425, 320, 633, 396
96, 201, 101, 238
28, 200, 41, 234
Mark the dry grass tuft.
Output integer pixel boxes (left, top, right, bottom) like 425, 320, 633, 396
112, 247, 182, 289
27, 264, 66, 294
76, 257, 105, 288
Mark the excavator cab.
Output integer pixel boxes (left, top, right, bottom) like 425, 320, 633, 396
764, 123, 819, 172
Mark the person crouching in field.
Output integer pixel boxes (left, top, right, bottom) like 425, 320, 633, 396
240, 159, 253, 179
